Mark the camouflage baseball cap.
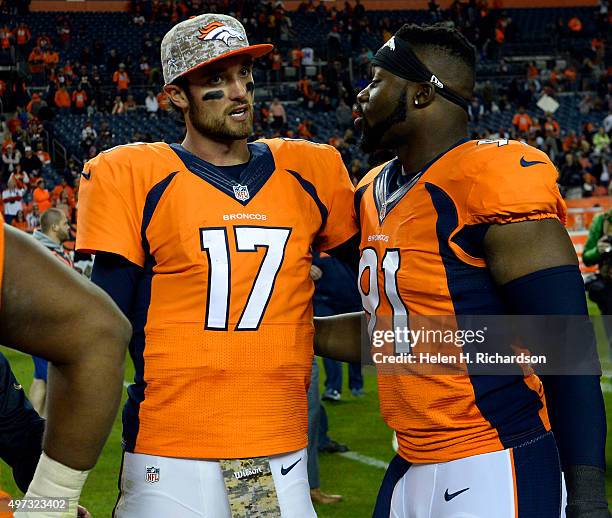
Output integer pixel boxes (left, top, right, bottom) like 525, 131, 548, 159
161, 14, 273, 85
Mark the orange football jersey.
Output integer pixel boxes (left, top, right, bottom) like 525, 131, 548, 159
356, 139, 565, 464
76, 139, 356, 459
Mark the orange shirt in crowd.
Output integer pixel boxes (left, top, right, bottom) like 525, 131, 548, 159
0, 26, 11, 50
113, 70, 130, 90
72, 90, 87, 109
37, 150, 51, 165
512, 112, 533, 133
11, 219, 30, 232
43, 50, 59, 69
568, 16, 582, 32
527, 64, 539, 79
15, 25, 30, 45
28, 47, 44, 73
563, 67, 577, 82
54, 88, 71, 108
495, 27, 505, 44
33, 187, 52, 213
52, 184, 74, 203
290, 48, 303, 67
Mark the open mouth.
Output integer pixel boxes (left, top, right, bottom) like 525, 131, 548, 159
229, 105, 250, 120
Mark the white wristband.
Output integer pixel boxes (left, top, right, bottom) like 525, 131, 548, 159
14, 452, 90, 518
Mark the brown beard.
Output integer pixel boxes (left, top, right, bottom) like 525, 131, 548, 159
187, 93, 253, 141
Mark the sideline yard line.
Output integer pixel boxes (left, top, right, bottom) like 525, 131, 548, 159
339, 451, 388, 470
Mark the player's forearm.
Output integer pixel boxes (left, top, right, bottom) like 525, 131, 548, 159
314, 311, 363, 363
43, 321, 130, 470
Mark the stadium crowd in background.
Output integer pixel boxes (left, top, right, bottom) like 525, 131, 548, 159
0, 0, 610, 228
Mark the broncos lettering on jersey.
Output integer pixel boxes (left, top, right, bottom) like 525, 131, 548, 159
356, 138, 566, 464
76, 139, 357, 459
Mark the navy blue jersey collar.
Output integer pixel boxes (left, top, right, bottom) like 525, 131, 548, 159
374, 138, 470, 223
169, 142, 276, 206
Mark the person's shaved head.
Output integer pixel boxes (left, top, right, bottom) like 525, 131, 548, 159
41, 208, 66, 234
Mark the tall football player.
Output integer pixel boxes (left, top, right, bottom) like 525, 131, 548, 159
76, 14, 357, 518
318, 23, 608, 518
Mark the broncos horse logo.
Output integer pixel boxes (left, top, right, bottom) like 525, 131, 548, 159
197, 22, 245, 46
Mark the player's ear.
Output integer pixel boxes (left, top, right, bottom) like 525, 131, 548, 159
413, 83, 435, 108
164, 84, 189, 110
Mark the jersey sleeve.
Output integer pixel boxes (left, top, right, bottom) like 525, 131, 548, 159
465, 146, 566, 226
76, 152, 145, 266
314, 148, 358, 252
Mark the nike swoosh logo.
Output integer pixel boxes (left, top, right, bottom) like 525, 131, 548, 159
444, 487, 469, 501
80, 171, 91, 180
280, 458, 302, 476
520, 156, 546, 168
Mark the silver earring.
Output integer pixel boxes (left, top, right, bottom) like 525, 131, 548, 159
414, 99, 419, 105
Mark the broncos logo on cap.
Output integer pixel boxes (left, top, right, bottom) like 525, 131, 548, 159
197, 22, 245, 46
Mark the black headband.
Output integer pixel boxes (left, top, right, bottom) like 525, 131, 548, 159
371, 36, 470, 113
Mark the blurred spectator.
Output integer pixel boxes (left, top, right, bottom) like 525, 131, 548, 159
26, 93, 45, 117
20, 146, 42, 176
269, 48, 283, 82
124, 94, 137, 112
107, 49, 120, 77
11, 164, 29, 189
112, 95, 126, 115
2, 143, 21, 175
301, 45, 314, 68
543, 114, 561, 138
33, 178, 52, 213
335, 98, 353, 131
270, 98, 287, 130
113, 63, 130, 100
26, 203, 41, 230
14, 22, 31, 58
298, 118, 314, 138
42, 47, 59, 73
35, 143, 51, 166
98, 121, 114, 150
593, 127, 611, 155
54, 190, 72, 221
0, 25, 12, 53
28, 46, 44, 81
81, 120, 97, 143
579, 94, 594, 115
145, 91, 159, 116
54, 85, 71, 111
51, 177, 74, 204
2, 176, 25, 224
11, 210, 30, 232
72, 84, 88, 114
290, 44, 303, 71
512, 106, 533, 134
559, 153, 583, 198
468, 96, 485, 123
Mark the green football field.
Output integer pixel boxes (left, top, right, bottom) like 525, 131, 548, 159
1, 349, 611, 517
1, 304, 612, 515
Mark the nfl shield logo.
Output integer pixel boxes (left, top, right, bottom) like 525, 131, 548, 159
233, 184, 250, 202
379, 201, 387, 220
145, 466, 160, 484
